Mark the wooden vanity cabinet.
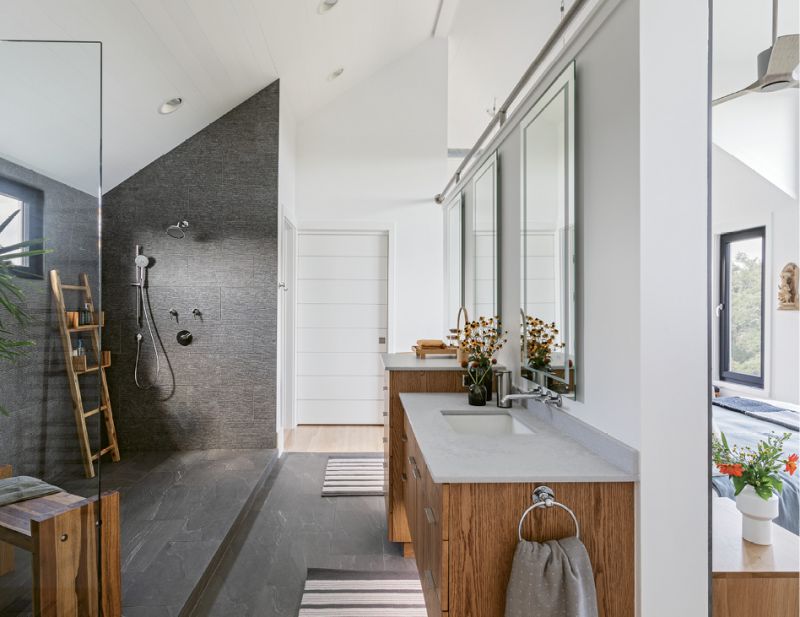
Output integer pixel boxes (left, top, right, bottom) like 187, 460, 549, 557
384, 369, 465, 549
401, 406, 635, 617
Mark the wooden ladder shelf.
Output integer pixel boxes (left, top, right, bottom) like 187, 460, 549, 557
50, 270, 121, 478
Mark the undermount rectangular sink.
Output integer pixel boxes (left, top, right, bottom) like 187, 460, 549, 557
440, 410, 534, 436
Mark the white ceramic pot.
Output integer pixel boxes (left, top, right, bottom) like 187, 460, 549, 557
735, 485, 779, 545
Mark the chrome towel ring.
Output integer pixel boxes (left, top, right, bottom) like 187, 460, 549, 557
517, 486, 580, 541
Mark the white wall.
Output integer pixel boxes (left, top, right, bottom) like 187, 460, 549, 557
712, 145, 800, 404
639, 1, 709, 616
276, 83, 298, 443
279, 85, 297, 224
295, 39, 448, 353
494, 0, 644, 448
452, 0, 710, 613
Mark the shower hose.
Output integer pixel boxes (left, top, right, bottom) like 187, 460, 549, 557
134, 283, 161, 390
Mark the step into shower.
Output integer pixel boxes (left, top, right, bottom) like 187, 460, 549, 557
0, 449, 277, 617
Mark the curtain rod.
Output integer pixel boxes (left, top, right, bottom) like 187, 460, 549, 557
434, 0, 588, 204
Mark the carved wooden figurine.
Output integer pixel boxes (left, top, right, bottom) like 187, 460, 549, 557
777, 263, 799, 310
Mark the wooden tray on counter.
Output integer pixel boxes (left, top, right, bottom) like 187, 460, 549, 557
412, 345, 458, 358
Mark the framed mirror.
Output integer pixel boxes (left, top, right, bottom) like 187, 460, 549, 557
470, 152, 499, 320
520, 63, 576, 396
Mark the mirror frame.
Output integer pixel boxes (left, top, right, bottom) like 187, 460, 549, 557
470, 151, 500, 320
519, 62, 576, 396
443, 191, 464, 334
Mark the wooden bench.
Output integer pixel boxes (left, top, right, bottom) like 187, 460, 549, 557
0, 465, 121, 616
713, 496, 800, 617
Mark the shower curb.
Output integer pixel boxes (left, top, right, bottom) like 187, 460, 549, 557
179, 450, 281, 617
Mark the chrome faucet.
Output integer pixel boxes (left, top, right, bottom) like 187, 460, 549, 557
501, 385, 563, 408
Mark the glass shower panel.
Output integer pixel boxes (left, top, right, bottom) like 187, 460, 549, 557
0, 40, 104, 614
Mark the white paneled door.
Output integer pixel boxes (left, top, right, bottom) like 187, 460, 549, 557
296, 231, 389, 425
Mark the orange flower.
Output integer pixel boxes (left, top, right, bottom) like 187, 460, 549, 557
717, 463, 744, 477
785, 453, 799, 476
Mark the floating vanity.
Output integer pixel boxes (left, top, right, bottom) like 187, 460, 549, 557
398, 392, 636, 617
382, 353, 468, 551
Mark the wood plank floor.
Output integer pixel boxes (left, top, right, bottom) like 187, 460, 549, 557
284, 425, 383, 453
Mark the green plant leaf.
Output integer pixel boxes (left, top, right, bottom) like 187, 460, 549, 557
755, 484, 774, 500
731, 476, 745, 495
767, 475, 783, 494
0, 210, 21, 235
0, 228, 47, 416
0, 238, 47, 255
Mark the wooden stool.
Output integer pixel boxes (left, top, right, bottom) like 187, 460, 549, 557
0, 465, 121, 616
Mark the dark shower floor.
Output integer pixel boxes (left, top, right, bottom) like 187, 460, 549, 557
0, 449, 277, 617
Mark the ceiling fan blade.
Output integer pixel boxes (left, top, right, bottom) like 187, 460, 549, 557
712, 83, 757, 107
766, 34, 799, 77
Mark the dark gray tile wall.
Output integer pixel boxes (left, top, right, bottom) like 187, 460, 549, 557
0, 156, 101, 479
102, 82, 280, 451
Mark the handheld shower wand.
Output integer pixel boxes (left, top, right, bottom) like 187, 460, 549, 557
133, 252, 149, 328
132, 248, 161, 389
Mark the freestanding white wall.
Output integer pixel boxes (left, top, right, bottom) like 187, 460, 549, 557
639, 0, 710, 615
295, 39, 448, 353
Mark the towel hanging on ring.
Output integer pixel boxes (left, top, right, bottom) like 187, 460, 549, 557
504, 536, 598, 617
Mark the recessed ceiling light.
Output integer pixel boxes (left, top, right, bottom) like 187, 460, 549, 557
328, 67, 344, 81
158, 97, 183, 115
318, 0, 339, 13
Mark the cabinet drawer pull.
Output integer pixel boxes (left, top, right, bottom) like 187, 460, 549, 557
401, 435, 408, 443
412, 466, 421, 480
383, 385, 388, 391
401, 472, 407, 482
383, 411, 388, 417
424, 506, 436, 525
382, 437, 388, 444
408, 456, 416, 466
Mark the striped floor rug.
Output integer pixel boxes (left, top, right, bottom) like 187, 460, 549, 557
299, 568, 425, 616
321, 457, 385, 497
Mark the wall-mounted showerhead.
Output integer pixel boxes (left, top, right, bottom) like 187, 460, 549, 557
166, 220, 189, 239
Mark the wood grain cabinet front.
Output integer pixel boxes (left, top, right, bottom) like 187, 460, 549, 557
385, 368, 465, 550
400, 405, 635, 617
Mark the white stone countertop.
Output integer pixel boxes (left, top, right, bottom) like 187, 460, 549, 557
400, 392, 638, 484
381, 352, 464, 371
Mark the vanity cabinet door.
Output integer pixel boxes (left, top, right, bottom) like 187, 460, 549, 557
383, 371, 390, 506
423, 473, 448, 614
403, 414, 418, 546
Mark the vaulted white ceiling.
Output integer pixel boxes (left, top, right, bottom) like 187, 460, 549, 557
446, 0, 567, 151
0, 0, 444, 192
712, 0, 799, 198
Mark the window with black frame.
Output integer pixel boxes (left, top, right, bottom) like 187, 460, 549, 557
0, 176, 44, 278
719, 226, 765, 388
